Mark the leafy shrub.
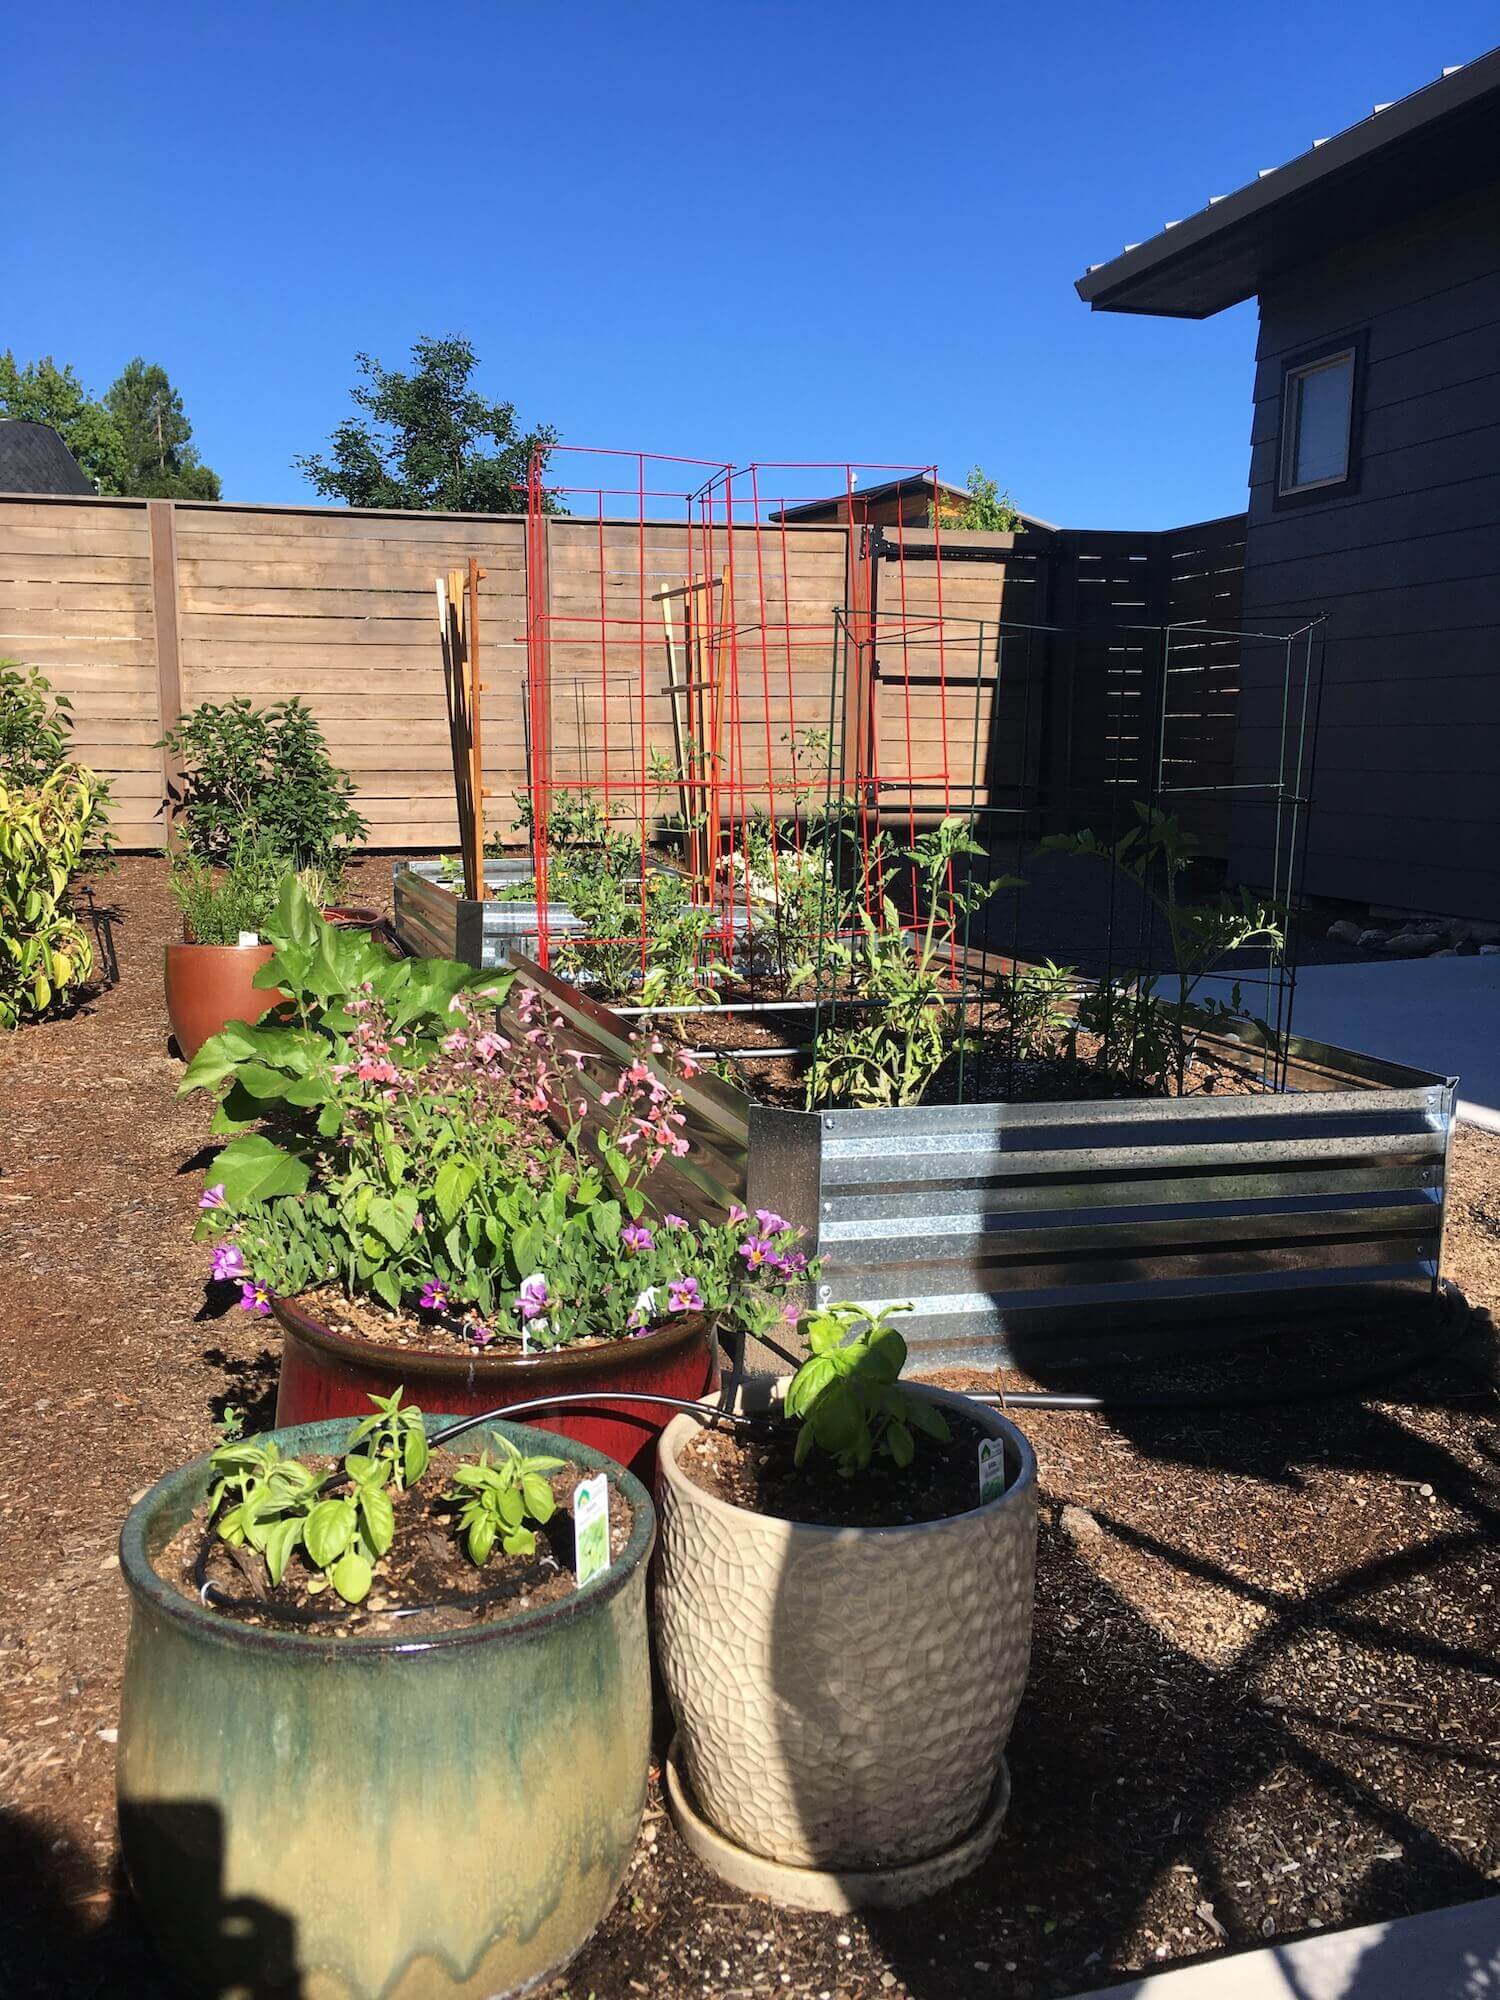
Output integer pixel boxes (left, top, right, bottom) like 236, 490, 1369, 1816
994, 959, 1077, 1062
0, 661, 112, 848
783, 1301, 949, 1475
169, 836, 290, 945
160, 697, 366, 873
0, 769, 101, 1028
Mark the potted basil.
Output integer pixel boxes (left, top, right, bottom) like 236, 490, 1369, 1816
654, 1302, 1037, 1909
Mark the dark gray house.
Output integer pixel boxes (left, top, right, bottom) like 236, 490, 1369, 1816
1077, 48, 1500, 921
0, 420, 94, 495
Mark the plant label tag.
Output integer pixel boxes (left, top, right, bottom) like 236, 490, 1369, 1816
574, 1474, 610, 1586
237, 930, 260, 948
978, 1438, 1007, 1505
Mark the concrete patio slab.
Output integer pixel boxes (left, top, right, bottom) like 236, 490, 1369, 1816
1073, 1893, 1500, 1997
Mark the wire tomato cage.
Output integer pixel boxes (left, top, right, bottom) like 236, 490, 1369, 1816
437, 445, 1325, 1098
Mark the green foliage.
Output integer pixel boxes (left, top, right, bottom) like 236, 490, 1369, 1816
295, 335, 558, 514
1041, 806, 1284, 1092
0, 351, 128, 492
783, 1302, 949, 1477
806, 818, 1014, 1108
931, 466, 1022, 534
1, 660, 74, 787
994, 958, 1077, 1062
0, 768, 101, 1029
168, 836, 290, 945
0, 350, 220, 497
346, 1388, 430, 1491
160, 697, 366, 872
103, 357, 221, 501
448, 1438, 564, 1563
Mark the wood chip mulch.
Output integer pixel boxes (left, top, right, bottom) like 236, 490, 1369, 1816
0, 856, 1496, 1999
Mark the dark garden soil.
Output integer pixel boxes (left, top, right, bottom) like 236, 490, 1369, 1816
290, 1281, 623, 1358
161, 1448, 634, 1640
1, 855, 1497, 1999
675, 1005, 1263, 1110
679, 1409, 991, 1528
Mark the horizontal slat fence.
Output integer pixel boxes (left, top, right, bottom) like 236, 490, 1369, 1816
0, 492, 1252, 854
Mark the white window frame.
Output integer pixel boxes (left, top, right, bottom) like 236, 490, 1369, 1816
1278, 347, 1357, 497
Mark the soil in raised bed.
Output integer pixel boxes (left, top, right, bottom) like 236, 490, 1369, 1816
158, 1446, 634, 1640
677, 1406, 993, 1527
671, 1001, 1264, 1109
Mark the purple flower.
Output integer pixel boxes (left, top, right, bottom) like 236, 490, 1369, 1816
419, 1281, 450, 1312
771, 1249, 808, 1277
737, 1235, 773, 1272
782, 1298, 802, 1327
198, 1184, 226, 1211
466, 1318, 495, 1349
518, 1273, 550, 1322
621, 1222, 655, 1254
663, 1213, 689, 1230
667, 1275, 703, 1314
210, 1241, 247, 1284
727, 1204, 748, 1225
755, 1208, 791, 1237
239, 1281, 272, 1316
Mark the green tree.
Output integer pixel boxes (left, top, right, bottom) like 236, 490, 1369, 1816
931, 465, 1022, 534
0, 352, 128, 492
104, 357, 222, 500
294, 335, 557, 513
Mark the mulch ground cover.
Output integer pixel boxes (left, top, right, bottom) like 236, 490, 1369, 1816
1, 855, 1496, 1999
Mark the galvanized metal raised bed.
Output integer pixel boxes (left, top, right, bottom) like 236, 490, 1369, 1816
504, 954, 1457, 1373
393, 858, 587, 968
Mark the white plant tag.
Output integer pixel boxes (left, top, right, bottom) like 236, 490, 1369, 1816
574, 1474, 611, 1586
978, 1437, 1007, 1506
237, 930, 260, 948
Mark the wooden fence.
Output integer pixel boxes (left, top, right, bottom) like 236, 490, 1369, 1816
0, 492, 1250, 855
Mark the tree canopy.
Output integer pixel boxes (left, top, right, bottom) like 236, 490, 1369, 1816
931, 466, 1022, 533
0, 351, 221, 499
294, 335, 557, 513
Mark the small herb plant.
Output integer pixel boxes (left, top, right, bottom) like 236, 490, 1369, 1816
160, 696, 366, 875
204, 1397, 573, 1610
169, 835, 289, 945
783, 1301, 949, 1476
447, 1438, 564, 1562
994, 959, 1077, 1063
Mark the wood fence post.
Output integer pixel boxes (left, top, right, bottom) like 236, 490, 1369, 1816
148, 499, 184, 847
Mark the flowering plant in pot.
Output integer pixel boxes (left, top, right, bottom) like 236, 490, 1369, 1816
654, 1301, 1037, 1910
183, 878, 808, 1474
118, 1392, 655, 1998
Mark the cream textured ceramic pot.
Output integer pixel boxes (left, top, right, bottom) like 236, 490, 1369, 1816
655, 1385, 1037, 1874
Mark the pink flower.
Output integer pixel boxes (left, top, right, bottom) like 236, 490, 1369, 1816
621, 1222, 655, 1253
466, 1318, 495, 1349
210, 1241, 246, 1284
198, 1184, 226, 1211
738, 1235, 773, 1271
728, 1205, 747, 1225
442, 1031, 469, 1056
239, 1281, 272, 1316
668, 1276, 703, 1314
419, 1281, 450, 1311
474, 1031, 509, 1062
755, 1209, 791, 1237
518, 1273, 550, 1321
677, 1052, 700, 1077
772, 1249, 808, 1277
663, 1213, 688, 1229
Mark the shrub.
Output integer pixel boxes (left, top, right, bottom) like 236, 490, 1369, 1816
0, 769, 101, 1028
160, 697, 366, 873
0, 661, 112, 849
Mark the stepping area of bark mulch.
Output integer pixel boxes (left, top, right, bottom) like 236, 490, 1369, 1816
1, 856, 1496, 1998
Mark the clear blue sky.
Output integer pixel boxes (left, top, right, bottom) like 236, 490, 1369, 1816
7, 3, 1496, 528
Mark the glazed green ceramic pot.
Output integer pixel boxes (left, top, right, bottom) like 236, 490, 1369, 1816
117, 1414, 655, 2000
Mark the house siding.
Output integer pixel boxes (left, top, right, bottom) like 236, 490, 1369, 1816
1233, 177, 1500, 920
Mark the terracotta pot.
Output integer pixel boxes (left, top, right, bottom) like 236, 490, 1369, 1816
273, 1294, 718, 1486
164, 942, 286, 1062
118, 1411, 655, 1999
655, 1385, 1037, 1893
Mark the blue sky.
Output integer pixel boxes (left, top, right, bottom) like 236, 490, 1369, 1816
7, 4, 1496, 528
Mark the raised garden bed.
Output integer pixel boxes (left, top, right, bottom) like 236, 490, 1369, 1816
505, 953, 1458, 1371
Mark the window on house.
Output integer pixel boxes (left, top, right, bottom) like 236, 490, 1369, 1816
1279, 348, 1356, 496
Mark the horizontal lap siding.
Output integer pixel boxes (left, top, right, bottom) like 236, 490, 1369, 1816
0, 498, 161, 845
1235, 176, 1500, 918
